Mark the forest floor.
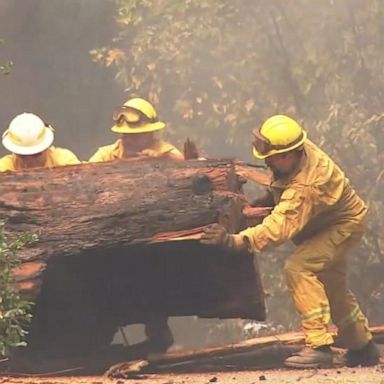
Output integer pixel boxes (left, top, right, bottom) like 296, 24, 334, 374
2, 366, 384, 384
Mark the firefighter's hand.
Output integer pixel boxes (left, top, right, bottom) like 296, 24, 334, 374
200, 224, 231, 248
140, 149, 160, 158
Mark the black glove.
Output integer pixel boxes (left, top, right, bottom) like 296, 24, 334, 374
200, 224, 233, 249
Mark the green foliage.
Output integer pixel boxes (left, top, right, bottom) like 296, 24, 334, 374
0, 224, 37, 357
94, 0, 384, 330
0, 39, 12, 75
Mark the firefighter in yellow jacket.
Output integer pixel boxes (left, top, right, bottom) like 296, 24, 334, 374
89, 97, 183, 162
0, 113, 80, 171
89, 97, 183, 354
201, 115, 380, 368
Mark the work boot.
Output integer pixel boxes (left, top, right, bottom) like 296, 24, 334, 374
284, 345, 333, 369
345, 340, 381, 367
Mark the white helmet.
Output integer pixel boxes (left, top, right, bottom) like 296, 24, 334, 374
2, 113, 54, 155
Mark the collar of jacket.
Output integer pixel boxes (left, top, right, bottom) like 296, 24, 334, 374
111, 139, 125, 159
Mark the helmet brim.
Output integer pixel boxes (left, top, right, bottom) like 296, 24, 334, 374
111, 121, 165, 134
2, 127, 54, 155
253, 131, 307, 159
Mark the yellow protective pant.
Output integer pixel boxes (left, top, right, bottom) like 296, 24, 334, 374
284, 225, 372, 349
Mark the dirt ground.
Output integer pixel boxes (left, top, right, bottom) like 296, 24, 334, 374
2, 366, 384, 384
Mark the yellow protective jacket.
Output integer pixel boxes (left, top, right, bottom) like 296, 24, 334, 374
88, 138, 183, 162
0, 146, 80, 172
233, 139, 367, 253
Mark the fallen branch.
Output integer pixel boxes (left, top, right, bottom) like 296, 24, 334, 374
152, 325, 384, 365
106, 324, 384, 377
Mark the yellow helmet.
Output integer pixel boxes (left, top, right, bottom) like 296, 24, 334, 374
111, 97, 165, 134
252, 115, 307, 159
2, 113, 54, 155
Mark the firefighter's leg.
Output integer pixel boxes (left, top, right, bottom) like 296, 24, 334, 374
317, 231, 379, 366
283, 228, 353, 367
284, 230, 337, 349
317, 230, 372, 350
144, 314, 174, 353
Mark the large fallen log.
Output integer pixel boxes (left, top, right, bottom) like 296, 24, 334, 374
0, 158, 270, 359
2, 159, 239, 259
2, 159, 269, 259
1, 159, 266, 296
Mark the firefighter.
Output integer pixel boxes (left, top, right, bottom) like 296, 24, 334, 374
89, 97, 181, 354
89, 97, 183, 162
201, 115, 380, 368
0, 112, 80, 171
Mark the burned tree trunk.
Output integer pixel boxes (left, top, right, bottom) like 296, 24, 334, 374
0, 158, 269, 362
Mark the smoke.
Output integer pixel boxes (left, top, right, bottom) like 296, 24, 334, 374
0, 0, 122, 160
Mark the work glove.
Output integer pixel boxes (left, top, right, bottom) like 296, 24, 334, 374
141, 148, 162, 158
200, 224, 234, 249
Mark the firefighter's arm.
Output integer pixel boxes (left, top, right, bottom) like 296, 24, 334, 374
0, 155, 15, 172
88, 149, 107, 163
58, 149, 81, 165
231, 186, 314, 253
141, 141, 184, 160
164, 148, 184, 160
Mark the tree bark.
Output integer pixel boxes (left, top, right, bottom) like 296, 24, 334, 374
1, 159, 237, 258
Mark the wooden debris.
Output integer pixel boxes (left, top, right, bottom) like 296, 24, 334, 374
106, 325, 384, 377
